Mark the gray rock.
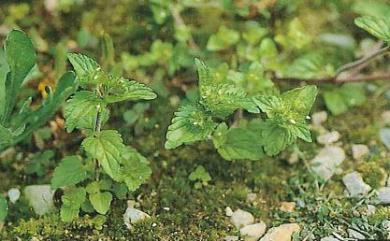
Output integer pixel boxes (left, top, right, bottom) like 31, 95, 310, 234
259, 223, 300, 241
317, 131, 341, 145
378, 187, 390, 204
380, 128, 390, 149
312, 111, 328, 126
320, 236, 339, 241
351, 144, 369, 160
123, 201, 150, 229
311, 146, 345, 181
342, 172, 371, 197
348, 228, 365, 239
240, 222, 267, 241
246, 193, 257, 203
24, 185, 55, 215
230, 209, 254, 228
224, 236, 239, 241
7, 188, 20, 204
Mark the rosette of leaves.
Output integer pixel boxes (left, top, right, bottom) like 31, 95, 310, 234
51, 53, 156, 222
0, 30, 76, 151
165, 59, 318, 160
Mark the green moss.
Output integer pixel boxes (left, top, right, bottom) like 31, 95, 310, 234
357, 161, 386, 188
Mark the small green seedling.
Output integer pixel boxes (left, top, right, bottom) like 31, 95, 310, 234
51, 53, 156, 222
189, 165, 211, 189
165, 59, 317, 160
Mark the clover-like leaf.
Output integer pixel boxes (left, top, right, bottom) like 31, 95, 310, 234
207, 26, 240, 51
165, 103, 217, 149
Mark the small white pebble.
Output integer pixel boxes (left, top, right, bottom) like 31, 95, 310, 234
8, 188, 20, 204
225, 207, 233, 217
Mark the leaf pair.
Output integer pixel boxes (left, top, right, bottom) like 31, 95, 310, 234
165, 59, 259, 150
253, 85, 318, 155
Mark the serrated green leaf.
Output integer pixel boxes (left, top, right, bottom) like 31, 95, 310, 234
195, 59, 259, 117
0, 195, 7, 221
64, 91, 109, 132
104, 78, 157, 103
212, 123, 264, 161
355, 16, 390, 42
67, 53, 101, 85
61, 187, 86, 222
51, 156, 88, 189
165, 104, 217, 149
89, 191, 112, 215
120, 146, 151, 191
281, 85, 318, 117
82, 130, 125, 181
253, 85, 317, 153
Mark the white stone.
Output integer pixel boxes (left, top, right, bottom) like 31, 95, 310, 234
317, 131, 341, 145
225, 207, 233, 217
259, 223, 300, 241
311, 111, 328, 126
260, 223, 301, 241
367, 205, 376, 215
311, 146, 345, 181
378, 187, 390, 204
224, 236, 239, 241
123, 202, 150, 229
246, 193, 257, 203
320, 236, 339, 241
24, 185, 55, 215
348, 228, 365, 239
342, 172, 371, 197
380, 128, 390, 149
279, 202, 296, 212
230, 209, 254, 228
287, 152, 299, 165
7, 188, 20, 204
351, 144, 369, 160
240, 222, 267, 241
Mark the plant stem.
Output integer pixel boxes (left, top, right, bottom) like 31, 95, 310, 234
273, 45, 390, 84
93, 106, 102, 181
273, 73, 390, 84
334, 45, 389, 78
